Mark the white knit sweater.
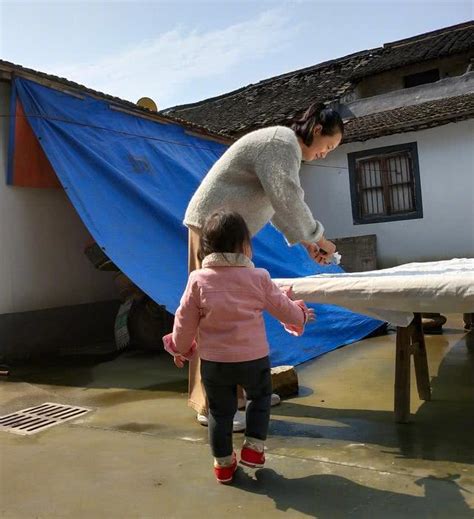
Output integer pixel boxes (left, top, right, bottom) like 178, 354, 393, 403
184, 126, 324, 245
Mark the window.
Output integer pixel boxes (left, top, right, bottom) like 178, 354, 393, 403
348, 143, 423, 224
403, 69, 440, 88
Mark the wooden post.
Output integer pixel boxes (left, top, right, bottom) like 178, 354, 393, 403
395, 313, 431, 423
395, 323, 413, 423
463, 313, 473, 331
412, 313, 431, 401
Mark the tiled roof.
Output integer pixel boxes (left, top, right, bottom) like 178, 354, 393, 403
0, 59, 231, 143
352, 22, 474, 79
162, 50, 373, 136
164, 22, 474, 139
343, 93, 474, 142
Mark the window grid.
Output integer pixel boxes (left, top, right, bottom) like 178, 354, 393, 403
356, 151, 416, 218
348, 142, 423, 225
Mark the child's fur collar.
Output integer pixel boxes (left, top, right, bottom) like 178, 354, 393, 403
202, 253, 254, 269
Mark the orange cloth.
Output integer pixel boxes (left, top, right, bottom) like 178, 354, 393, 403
10, 99, 61, 188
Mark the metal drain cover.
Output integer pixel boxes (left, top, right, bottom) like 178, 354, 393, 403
0, 402, 92, 436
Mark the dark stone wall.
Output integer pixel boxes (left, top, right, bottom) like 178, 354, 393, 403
0, 300, 120, 362
332, 234, 377, 272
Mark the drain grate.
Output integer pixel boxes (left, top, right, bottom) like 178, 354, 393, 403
0, 402, 92, 436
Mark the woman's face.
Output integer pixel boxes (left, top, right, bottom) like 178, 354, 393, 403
302, 125, 342, 161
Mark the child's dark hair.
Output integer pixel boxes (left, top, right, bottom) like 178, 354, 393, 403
198, 211, 251, 261
291, 102, 344, 147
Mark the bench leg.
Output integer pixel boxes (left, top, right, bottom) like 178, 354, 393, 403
412, 313, 431, 401
395, 325, 412, 423
464, 313, 473, 331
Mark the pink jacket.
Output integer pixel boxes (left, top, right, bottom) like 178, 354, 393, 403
164, 253, 310, 363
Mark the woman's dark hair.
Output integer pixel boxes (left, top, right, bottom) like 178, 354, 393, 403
198, 210, 251, 261
291, 102, 344, 146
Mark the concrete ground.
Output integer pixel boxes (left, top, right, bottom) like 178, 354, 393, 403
1, 315, 473, 518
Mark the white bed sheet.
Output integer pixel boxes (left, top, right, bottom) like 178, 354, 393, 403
274, 258, 474, 326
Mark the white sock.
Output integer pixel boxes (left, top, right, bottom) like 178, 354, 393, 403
214, 454, 234, 467
243, 436, 265, 453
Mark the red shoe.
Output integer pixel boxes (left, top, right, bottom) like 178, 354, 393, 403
240, 446, 265, 468
214, 452, 237, 484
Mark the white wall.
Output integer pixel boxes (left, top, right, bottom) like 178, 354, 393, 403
301, 120, 474, 267
0, 81, 116, 314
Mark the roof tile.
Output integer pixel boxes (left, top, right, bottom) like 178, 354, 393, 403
164, 22, 474, 140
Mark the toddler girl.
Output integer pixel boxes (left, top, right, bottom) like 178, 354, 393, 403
163, 210, 313, 484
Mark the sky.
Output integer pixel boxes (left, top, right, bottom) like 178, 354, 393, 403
0, 1, 472, 109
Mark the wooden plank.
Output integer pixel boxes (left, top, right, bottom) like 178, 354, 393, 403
184, 130, 233, 145
271, 366, 299, 398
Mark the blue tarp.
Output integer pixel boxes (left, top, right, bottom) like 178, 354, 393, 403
12, 77, 382, 366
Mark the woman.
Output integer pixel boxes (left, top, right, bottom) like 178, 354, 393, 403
184, 102, 344, 429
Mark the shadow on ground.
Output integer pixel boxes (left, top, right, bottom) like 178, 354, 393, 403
269, 331, 474, 466
4, 349, 187, 393
233, 470, 473, 518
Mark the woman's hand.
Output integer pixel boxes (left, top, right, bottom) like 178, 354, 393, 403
306, 308, 316, 322
301, 240, 319, 261
316, 237, 336, 264
301, 237, 336, 265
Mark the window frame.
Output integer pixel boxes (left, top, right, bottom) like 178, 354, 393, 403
348, 142, 423, 225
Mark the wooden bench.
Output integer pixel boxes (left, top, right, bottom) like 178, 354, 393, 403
275, 258, 474, 423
